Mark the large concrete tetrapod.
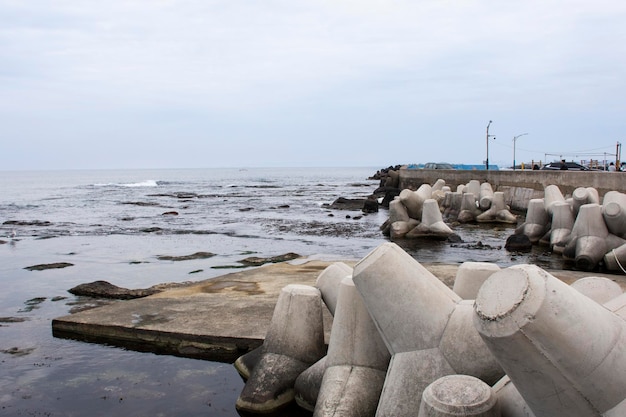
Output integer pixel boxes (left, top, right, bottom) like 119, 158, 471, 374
476, 192, 516, 224
479, 182, 494, 210
518, 199, 548, 243
314, 276, 390, 417
418, 374, 500, 417
572, 187, 600, 216
457, 192, 481, 223
543, 184, 565, 215
563, 204, 626, 271
452, 261, 501, 300
400, 184, 432, 220
352, 243, 503, 417
570, 277, 623, 305
236, 284, 326, 413
466, 180, 481, 199
492, 376, 536, 417
549, 202, 574, 254
315, 262, 353, 316
474, 264, 626, 417
604, 243, 626, 273
602, 191, 626, 238
389, 198, 410, 224
406, 199, 455, 239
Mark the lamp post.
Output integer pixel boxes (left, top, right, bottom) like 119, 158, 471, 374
486, 120, 495, 170
512, 133, 528, 170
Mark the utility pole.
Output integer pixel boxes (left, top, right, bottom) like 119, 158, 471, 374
513, 133, 528, 170
486, 120, 495, 170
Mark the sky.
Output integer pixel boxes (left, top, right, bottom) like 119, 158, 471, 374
1, 0, 625, 170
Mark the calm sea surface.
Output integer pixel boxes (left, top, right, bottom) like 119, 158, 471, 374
0, 167, 554, 416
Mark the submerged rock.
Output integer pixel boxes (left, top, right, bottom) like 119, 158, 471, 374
239, 253, 301, 266
157, 252, 215, 261
24, 262, 73, 271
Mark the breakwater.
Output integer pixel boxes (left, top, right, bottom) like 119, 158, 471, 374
398, 168, 625, 211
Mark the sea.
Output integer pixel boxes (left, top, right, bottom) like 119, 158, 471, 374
0, 167, 555, 417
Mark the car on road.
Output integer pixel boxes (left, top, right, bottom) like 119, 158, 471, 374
540, 161, 590, 171
424, 162, 455, 170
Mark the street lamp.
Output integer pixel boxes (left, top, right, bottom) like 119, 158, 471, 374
512, 133, 528, 170
486, 120, 495, 170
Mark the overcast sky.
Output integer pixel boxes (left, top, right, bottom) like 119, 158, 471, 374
2, 0, 625, 170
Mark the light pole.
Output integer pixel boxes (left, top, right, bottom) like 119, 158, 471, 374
486, 120, 495, 170
512, 133, 528, 170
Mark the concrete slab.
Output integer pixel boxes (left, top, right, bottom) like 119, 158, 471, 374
51, 259, 626, 363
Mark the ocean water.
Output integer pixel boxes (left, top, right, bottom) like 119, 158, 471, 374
0, 167, 550, 416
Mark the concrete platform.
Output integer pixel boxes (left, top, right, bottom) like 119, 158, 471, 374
51, 259, 626, 363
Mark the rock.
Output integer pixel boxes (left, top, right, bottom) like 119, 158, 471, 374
3, 220, 51, 226
157, 252, 216, 261
324, 197, 367, 211
362, 196, 379, 213
24, 262, 73, 271
239, 253, 301, 266
504, 233, 532, 252
68, 280, 161, 299
162, 211, 179, 216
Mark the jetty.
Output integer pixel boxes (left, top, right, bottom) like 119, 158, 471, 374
51, 258, 625, 363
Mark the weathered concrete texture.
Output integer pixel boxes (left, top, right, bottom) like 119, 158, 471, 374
564, 204, 626, 271
314, 276, 390, 416
518, 199, 548, 243
474, 264, 626, 417
315, 262, 354, 316
236, 284, 326, 413
452, 262, 501, 300
352, 243, 503, 416
418, 374, 500, 417
493, 376, 537, 417
570, 277, 623, 304
294, 357, 326, 412
549, 202, 574, 253
602, 191, 626, 238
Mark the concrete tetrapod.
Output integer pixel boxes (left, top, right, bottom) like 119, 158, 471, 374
572, 186, 600, 216
292, 262, 354, 411
603, 243, 626, 273
457, 192, 482, 224
314, 276, 390, 417
492, 376, 536, 417
315, 262, 353, 316
236, 284, 326, 414
452, 262, 501, 300
352, 243, 503, 417
474, 264, 626, 417
389, 198, 410, 224
476, 192, 517, 224
549, 202, 574, 254
517, 199, 548, 243
406, 199, 455, 239
570, 276, 623, 305
442, 192, 460, 221
466, 180, 481, 199
563, 203, 626, 271
400, 184, 432, 220
543, 184, 565, 216
602, 191, 626, 238
418, 374, 500, 417
479, 182, 494, 210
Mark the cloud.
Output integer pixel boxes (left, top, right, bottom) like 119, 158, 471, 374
1, 0, 625, 169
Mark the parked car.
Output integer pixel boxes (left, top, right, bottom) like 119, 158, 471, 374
424, 162, 455, 170
540, 162, 589, 171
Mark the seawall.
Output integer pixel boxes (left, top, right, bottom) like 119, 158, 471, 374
398, 168, 625, 211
